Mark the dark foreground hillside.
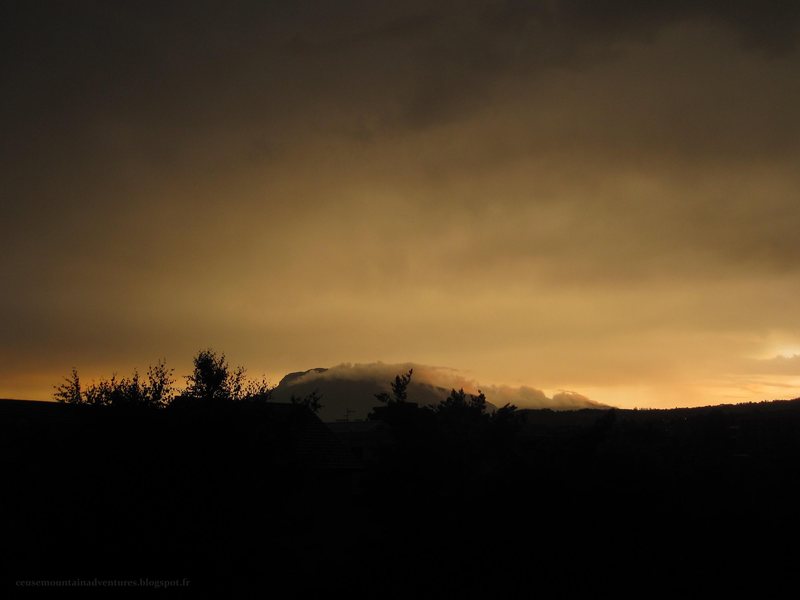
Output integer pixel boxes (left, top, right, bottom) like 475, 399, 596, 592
3, 398, 800, 596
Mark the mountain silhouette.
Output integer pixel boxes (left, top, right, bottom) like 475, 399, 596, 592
272, 366, 464, 421
271, 362, 605, 421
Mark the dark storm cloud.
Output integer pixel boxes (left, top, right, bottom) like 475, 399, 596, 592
2, 1, 799, 405
374, 0, 800, 129
1, 0, 795, 183
4, 1, 797, 140
552, 0, 800, 51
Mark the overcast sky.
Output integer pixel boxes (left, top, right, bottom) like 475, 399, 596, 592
2, 1, 800, 407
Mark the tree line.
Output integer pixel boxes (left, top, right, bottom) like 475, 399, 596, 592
53, 351, 515, 421
53, 349, 320, 412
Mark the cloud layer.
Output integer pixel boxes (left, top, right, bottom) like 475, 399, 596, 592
2, 2, 799, 407
272, 362, 604, 421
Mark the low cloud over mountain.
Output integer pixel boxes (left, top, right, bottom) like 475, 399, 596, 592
272, 362, 605, 422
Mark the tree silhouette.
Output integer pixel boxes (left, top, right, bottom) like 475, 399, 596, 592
144, 359, 176, 408
93, 373, 140, 407
290, 389, 323, 413
183, 349, 242, 402
434, 388, 488, 417
54, 350, 275, 407
53, 368, 82, 404
242, 376, 274, 403
492, 402, 518, 422
374, 369, 413, 405
54, 361, 175, 408
181, 348, 274, 403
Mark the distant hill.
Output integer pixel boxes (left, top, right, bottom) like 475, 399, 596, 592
272, 367, 464, 422
271, 363, 605, 422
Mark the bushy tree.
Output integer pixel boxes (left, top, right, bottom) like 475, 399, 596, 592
53, 359, 175, 408
374, 369, 413, 405
290, 389, 323, 414
242, 375, 274, 402
53, 369, 82, 404
54, 349, 279, 408
434, 388, 488, 418
183, 349, 236, 402
492, 402, 518, 422
181, 349, 273, 403
144, 359, 176, 408
88, 373, 142, 407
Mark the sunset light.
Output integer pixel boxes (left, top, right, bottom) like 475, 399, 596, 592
3, 2, 800, 594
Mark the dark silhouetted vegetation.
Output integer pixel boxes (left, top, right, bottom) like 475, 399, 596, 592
290, 388, 323, 413
434, 387, 488, 417
5, 360, 799, 596
53, 359, 175, 408
178, 348, 273, 404
53, 349, 279, 409
374, 368, 413, 404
